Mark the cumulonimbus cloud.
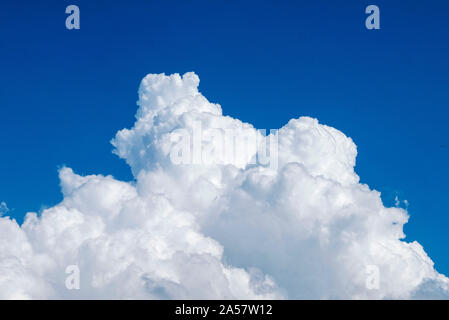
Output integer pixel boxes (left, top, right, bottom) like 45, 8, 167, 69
0, 72, 448, 299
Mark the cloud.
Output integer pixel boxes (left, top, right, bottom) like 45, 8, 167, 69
0, 72, 448, 299
0, 202, 8, 216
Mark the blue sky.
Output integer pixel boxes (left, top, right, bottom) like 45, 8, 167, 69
0, 0, 448, 275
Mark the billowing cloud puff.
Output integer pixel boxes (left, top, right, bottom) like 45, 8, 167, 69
0, 72, 448, 299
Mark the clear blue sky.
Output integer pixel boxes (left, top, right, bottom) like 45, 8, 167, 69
0, 0, 448, 274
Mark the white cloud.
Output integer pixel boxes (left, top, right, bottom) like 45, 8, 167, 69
0, 72, 448, 299
0, 202, 8, 216
395, 196, 400, 207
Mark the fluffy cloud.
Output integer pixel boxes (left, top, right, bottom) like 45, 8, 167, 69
0, 72, 448, 299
